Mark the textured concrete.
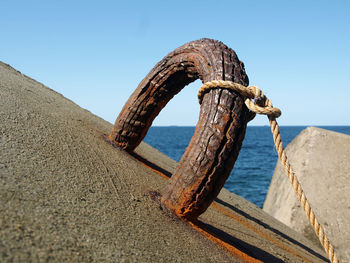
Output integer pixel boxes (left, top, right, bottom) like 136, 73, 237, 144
0, 61, 329, 262
264, 127, 350, 262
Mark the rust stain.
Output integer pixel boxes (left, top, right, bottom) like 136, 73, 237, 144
188, 221, 263, 263
211, 202, 314, 263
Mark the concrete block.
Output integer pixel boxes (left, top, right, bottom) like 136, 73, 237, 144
263, 127, 350, 262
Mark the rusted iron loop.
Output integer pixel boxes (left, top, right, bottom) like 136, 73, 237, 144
110, 38, 250, 220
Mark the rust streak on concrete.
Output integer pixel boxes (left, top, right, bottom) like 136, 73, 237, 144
211, 202, 314, 263
188, 221, 263, 263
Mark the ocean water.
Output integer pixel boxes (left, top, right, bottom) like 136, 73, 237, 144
143, 126, 350, 208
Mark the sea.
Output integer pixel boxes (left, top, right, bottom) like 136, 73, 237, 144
143, 126, 350, 208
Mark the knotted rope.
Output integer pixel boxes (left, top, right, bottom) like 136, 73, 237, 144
198, 80, 339, 263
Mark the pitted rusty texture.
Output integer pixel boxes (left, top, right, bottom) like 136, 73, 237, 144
110, 38, 250, 220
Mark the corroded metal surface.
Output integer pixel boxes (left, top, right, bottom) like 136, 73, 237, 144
110, 38, 250, 220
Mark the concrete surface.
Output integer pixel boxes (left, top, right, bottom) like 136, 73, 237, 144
1, 61, 329, 262
264, 127, 350, 262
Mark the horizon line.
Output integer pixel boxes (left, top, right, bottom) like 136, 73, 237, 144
150, 125, 350, 127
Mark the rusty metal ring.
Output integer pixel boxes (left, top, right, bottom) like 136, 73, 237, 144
110, 38, 250, 220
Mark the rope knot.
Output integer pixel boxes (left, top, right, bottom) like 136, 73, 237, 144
198, 80, 281, 120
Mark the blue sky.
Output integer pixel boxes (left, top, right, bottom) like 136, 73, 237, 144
1, 0, 349, 126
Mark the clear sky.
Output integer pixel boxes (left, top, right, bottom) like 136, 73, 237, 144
1, 0, 349, 126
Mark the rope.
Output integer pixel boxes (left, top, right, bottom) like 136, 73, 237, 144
198, 80, 339, 263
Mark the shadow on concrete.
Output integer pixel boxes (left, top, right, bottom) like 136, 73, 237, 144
130, 151, 172, 178
102, 134, 172, 178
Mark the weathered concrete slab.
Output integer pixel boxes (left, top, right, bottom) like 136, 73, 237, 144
1, 61, 328, 262
264, 127, 350, 262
